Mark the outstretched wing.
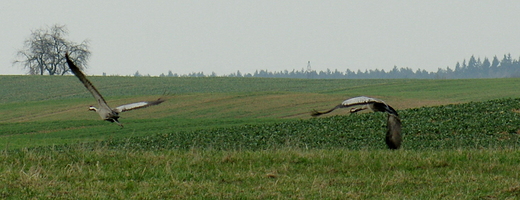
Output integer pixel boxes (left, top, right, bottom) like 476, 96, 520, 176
311, 96, 374, 116
385, 114, 402, 149
65, 53, 112, 111
342, 96, 398, 116
310, 104, 342, 116
373, 102, 399, 116
113, 98, 165, 113
311, 96, 398, 116
339, 96, 382, 107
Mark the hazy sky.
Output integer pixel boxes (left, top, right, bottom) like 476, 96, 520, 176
2, 1, 520, 76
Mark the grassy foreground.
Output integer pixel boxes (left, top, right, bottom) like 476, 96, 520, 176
1, 147, 520, 199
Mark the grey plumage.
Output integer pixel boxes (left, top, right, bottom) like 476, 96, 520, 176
311, 96, 398, 117
65, 53, 165, 127
311, 96, 402, 149
385, 114, 402, 149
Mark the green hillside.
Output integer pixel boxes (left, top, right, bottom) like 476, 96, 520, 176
2, 76, 520, 104
1, 76, 520, 149
2, 76, 520, 198
2, 76, 520, 123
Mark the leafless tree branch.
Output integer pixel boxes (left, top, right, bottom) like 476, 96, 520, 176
12, 24, 91, 75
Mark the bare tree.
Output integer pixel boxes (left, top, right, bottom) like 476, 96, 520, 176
13, 24, 90, 75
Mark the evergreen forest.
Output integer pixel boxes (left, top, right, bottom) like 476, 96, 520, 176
153, 54, 520, 79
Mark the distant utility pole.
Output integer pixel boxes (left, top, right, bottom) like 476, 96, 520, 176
306, 61, 313, 79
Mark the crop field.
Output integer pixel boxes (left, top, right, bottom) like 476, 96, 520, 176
1, 75, 520, 198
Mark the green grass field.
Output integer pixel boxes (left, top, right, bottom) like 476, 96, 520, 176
1, 75, 520, 199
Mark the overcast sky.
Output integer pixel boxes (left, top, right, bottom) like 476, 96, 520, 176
2, 1, 520, 76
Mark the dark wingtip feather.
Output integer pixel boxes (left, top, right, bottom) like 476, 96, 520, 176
310, 109, 324, 117
65, 53, 81, 75
386, 105, 399, 117
310, 105, 341, 117
385, 113, 402, 149
150, 98, 166, 105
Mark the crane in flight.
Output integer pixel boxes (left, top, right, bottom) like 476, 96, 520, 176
311, 96, 402, 149
65, 53, 165, 127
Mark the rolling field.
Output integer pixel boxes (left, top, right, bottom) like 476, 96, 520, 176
1, 75, 520, 198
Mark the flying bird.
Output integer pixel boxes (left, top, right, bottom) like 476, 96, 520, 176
311, 96, 402, 149
311, 96, 398, 117
65, 53, 165, 127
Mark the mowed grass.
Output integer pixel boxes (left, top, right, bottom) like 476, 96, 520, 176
2, 76, 520, 198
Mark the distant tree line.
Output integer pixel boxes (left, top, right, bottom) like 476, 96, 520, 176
134, 54, 520, 79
